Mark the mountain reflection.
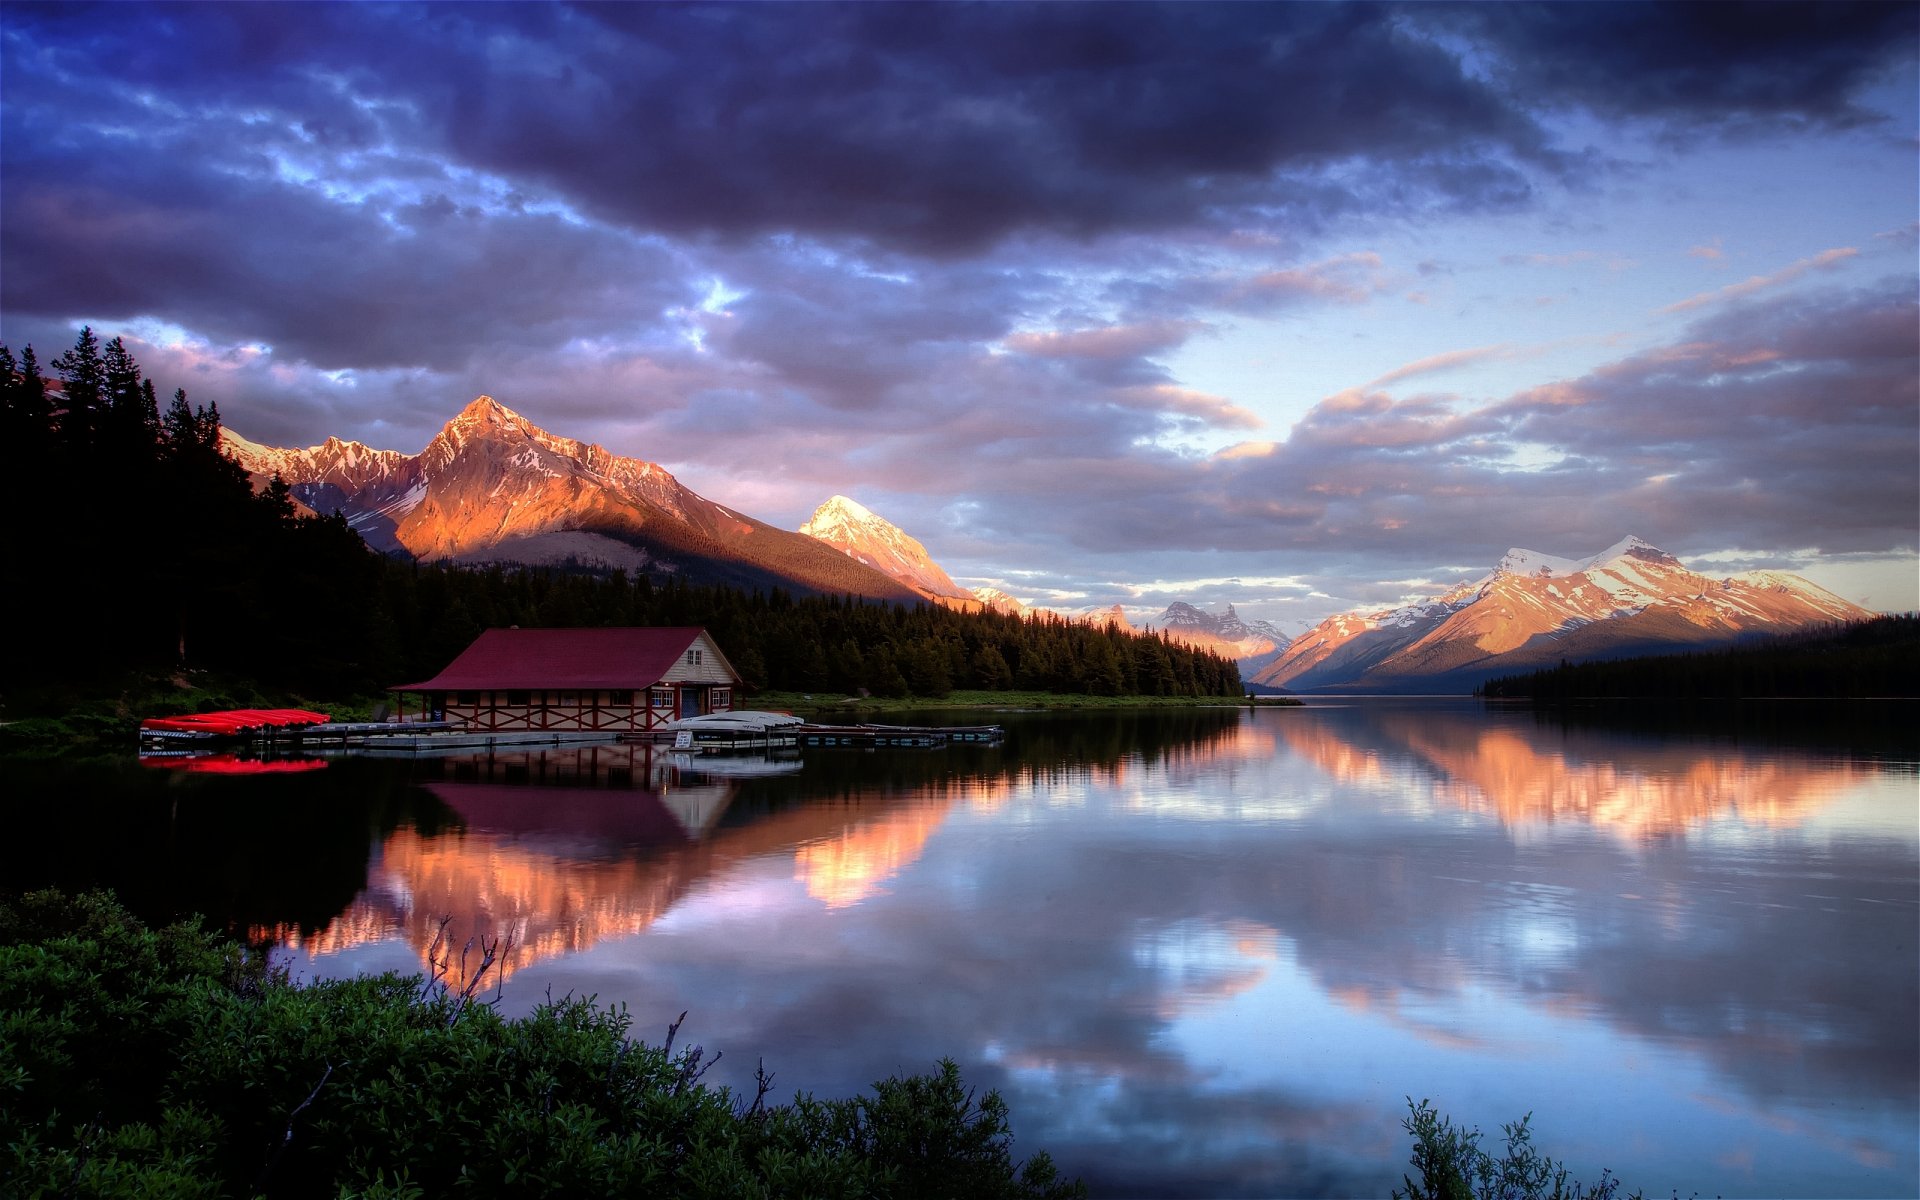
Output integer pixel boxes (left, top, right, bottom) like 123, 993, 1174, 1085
1278, 705, 1870, 836
267, 744, 977, 982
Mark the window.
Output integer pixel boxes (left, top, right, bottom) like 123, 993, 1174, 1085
455, 691, 479, 706
651, 688, 674, 709
558, 691, 578, 707
712, 688, 731, 709
507, 690, 530, 706
608, 690, 633, 707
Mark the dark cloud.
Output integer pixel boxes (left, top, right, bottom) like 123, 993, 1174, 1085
1435, 1, 1920, 134
3, 2, 1912, 620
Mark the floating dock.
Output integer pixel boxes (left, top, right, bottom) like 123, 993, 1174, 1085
139, 711, 1002, 759
792, 722, 1004, 749
636, 720, 1003, 752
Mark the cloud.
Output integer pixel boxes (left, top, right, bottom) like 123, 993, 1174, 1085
1658, 247, 1859, 313
1429, 2, 1919, 134
1364, 344, 1516, 390
3, 3, 1913, 624
1004, 319, 1208, 362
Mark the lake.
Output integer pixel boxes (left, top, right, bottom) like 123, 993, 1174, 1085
5, 700, 1916, 1197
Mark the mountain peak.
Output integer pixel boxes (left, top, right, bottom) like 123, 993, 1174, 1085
1497, 536, 1673, 579
459, 394, 510, 420
798, 496, 970, 601
1255, 541, 1871, 693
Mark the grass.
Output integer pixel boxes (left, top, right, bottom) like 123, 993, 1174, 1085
0, 669, 393, 756
745, 689, 1302, 714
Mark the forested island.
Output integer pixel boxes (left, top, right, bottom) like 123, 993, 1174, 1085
1476, 614, 1918, 700
0, 332, 1241, 721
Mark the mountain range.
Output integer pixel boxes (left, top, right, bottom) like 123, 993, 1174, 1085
1250, 536, 1871, 693
226, 398, 1873, 692
223, 397, 919, 602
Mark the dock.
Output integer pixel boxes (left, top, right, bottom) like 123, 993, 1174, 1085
139, 712, 1002, 759
634, 720, 1004, 752
792, 722, 1004, 749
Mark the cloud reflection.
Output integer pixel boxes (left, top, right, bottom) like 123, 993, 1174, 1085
264, 710, 1916, 1196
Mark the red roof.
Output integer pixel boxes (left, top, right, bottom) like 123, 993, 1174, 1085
392, 627, 736, 691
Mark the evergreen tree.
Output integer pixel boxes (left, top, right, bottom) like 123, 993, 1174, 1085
52, 325, 106, 446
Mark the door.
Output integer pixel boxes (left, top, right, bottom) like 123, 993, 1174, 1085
679, 686, 703, 719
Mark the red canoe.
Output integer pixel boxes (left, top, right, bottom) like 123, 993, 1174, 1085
139, 708, 332, 737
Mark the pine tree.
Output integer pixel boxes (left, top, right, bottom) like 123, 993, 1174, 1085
52, 325, 106, 446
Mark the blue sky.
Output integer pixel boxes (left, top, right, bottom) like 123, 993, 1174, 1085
2, 2, 1914, 626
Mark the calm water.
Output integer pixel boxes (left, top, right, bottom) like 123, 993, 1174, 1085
6, 701, 1917, 1197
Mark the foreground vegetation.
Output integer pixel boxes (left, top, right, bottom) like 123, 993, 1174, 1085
1, 890, 1083, 1199
1478, 613, 1919, 700
1393, 1100, 1638, 1200
5, 892, 1651, 1200
1, 332, 1240, 716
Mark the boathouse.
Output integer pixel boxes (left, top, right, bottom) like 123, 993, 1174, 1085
392, 627, 741, 732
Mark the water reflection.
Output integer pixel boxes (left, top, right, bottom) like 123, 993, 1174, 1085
9, 703, 1914, 1197
1278, 705, 1881, 837
264, 743, 975, 985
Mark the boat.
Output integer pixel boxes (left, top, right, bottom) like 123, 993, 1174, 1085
138, 708, 332, 747
654, 710, 805, 751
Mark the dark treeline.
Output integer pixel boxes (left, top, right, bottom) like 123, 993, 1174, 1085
1477, 614, 1920, 700
1, 332, 1240, 703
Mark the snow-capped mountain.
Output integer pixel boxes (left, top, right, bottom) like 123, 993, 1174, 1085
971, 587, 1033, 617
1251, 536, 1873, 693
797, 496, 972, 602
1148, 602, 1289, 664
223, 396, 920, 601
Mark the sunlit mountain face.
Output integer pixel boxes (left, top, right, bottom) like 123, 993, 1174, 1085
798, 495, 973, 603
1253, 537, 1874, 693
223, 397, 920, 600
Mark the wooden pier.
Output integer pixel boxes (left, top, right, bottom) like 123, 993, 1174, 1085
635, 720, 1004, 752
792, 722, 1004, 750
140, 714, 1002, 759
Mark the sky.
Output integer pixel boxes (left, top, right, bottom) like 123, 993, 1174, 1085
3, 2, 1916, 628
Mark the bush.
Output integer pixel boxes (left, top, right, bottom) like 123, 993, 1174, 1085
1393, 1098, 1637, 1200
0, 890, 1082, 1199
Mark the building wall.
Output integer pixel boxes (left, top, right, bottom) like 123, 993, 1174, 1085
658, 630, 734, 685
442, 684, 735, 732
427, 630, 742, 731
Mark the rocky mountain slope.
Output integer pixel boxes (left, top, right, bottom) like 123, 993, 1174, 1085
1251, 537, 1872, 694
1146, 602, 1289, 666
797, 496, 972, 602
223, 397, 920, 601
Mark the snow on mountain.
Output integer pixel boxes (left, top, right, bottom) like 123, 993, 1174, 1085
221, 397, 920, 601
971, 587, 1033, 616
1252, 537, 1875, 693
797, 495, 972, 601
1147, 602, 1289, 662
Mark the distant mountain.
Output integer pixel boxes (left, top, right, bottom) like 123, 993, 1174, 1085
1251, 536, 1873, 694
797, 495, 973, 602
1147, 602, 1289, 666
971, 586, 1033, 617
223, 396, 921, 602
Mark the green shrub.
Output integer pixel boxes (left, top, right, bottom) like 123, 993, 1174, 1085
1393, 1098, 1637, 1200
0, 890, 1082, 1199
